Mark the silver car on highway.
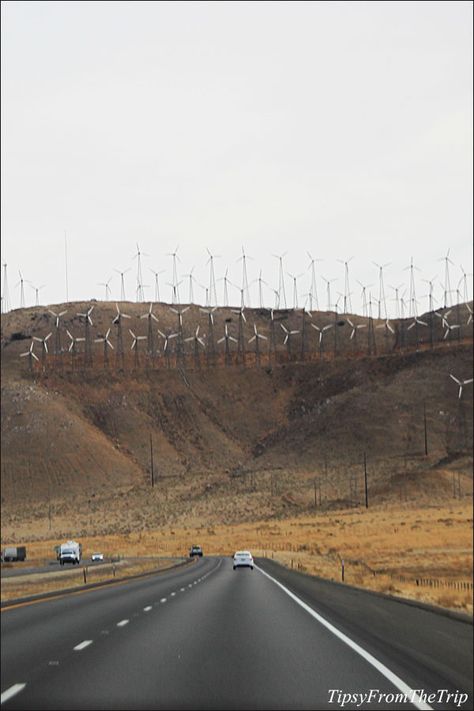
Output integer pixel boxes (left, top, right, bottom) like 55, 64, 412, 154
233, 551, 254, 570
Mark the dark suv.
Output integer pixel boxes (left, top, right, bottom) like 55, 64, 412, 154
189, 545, 203, 558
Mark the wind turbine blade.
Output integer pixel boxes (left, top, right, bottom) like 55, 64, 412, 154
32, 352, 39, 362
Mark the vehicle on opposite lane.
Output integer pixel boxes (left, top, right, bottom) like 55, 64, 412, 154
91, 553, 104, 562
189, 545, 203, 557
233, 551, 254, 570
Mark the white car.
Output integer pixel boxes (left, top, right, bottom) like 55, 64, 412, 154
233, 551, 254, 570
91, 553, 104, 562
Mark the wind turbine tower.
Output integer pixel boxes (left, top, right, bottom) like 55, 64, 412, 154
338, 257, 354, 314
206, 248, 220, 307
273, 253, 288, 309
2, 264, 10, 313
373, 262, 390, 320
112, 304, 131, 369
307, 253, 322, 312
114, 267, 131, 302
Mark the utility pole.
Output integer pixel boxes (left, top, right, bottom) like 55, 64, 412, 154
364, 451, 368, 508
423, 402, 428, 456
150, 433, 154, 487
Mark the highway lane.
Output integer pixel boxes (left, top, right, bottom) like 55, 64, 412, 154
1, 556, 472, 710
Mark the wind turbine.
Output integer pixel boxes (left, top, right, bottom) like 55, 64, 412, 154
170, 305, 190, 363
133, 243, 149, 302
237, 245, 252, 308
48, 309, 68, 357
321, 275, 337, 312
217, 323, 238, 366
449, 374, 473, 400
114, 267, 131, 302
465, 303, 473, 326
32, 332, 52, 369
182, 267, 198, 304
373, 262, 391, 319
148, 268, 165, 303
388, 283, 403, 320
1, 263, 10, 313
231, 302, 247, 364
98, 276, 113, 301
439, 249, 454, 308
217, 267, 233, 308
248, 324, 267, 366
337, 257, 354, 314
185, 325, 206, 369
30, 283, 46, 306
94, 328, 114, 368
273, 252, 288, 309
346, 318, 366, 344
158, 329, 178, 368
443, 320, 460, 342
311, 323, 333, 356
129, 329, 147, 368
205, 248, 220, 307
200, 306, 217, 367
15, 270, 27, 309
66, 330, 85, 370
280, 323, 300, 358
357, 280, 373, 319
76, 306, 94, 367
112, 303, 131, 369
20, 341, 39, 371
167, 245, 181, 304
287, 272, 304, 310
307, 252, 322, 312
140, 303, 159, 361
167, 280, 183, 306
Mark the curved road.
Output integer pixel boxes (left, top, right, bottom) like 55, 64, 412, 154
1, 557, 472, 710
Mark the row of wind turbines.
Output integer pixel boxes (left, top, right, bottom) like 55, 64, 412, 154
2, 247, 472, 319
19, 294, 473, 376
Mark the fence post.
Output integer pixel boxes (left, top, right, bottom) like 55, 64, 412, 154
83, 567, 87, 584
341, 559, 345, 582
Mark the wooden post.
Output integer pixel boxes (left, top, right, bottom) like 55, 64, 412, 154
341, 559, 345, 582
150, 433, 154, 487
364, 451, 368, 508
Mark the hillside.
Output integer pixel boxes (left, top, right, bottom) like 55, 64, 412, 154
1, 300, 473, 539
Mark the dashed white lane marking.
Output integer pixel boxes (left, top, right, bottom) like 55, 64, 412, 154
1, 684, 27, 704
73, 640, 93, 651
255, 565, 433, 711
188, 584, 192, 588
143, 606, 152, 612
117, 619, 129, 627
180, 587, 186, 592
171, 592, 176, 596
160, 597, 167, 603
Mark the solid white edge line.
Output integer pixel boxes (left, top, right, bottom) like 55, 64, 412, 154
1, 684, 27, 704
255, 565, 433, 711
116, 619, 129, 627
73, 640, 93, 651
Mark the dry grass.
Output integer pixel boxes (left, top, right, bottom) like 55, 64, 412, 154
1, 557, 187, 602
4, 501, 472, 615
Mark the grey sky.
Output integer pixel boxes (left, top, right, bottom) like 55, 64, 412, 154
1, 0, 472, 315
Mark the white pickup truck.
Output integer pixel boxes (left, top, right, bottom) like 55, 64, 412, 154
59, 540, 82, 566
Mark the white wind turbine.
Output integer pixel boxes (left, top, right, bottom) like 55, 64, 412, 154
167, 245, 181, 304
140, 303, 159, 359
357, 280, 373, 319
76, 305, 94, 366
439, 249, 454, 308
20, 341, 39, 371
98, 276, 113, 301
465, 303, 473, 326
66, 329, 85, 369
32, 332, 52, 364
112, 303, 131, 368
134, 243, 149, 303
273, 252, 288, 309
321, 275, 337, 312
248, 323, 267, 365
185, 325, 206, 368
49, 308, 68, 356
206, 248, 220, 307
449, 374, 473, 400
129, 328, 147, 368
94, 328, 114, 367
287, 272, 304, 310
114, 267, 131, 302
337, 256, 354, 314
158, 329, 178, 367
307, 252, 322, 312
217, 323, 238, 365
280, 323, 300, 357
311, 322, 333, 355
237, 245, 252, 308
30, 283, 46, 306
16, 270, 27, 309
346, 318, 367, 343
373, 262, 391, 320
148, 268, 165, 303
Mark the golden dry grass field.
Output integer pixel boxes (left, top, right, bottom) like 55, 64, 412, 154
3, 501, 472, 616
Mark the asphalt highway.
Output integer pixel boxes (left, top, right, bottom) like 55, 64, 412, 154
1, 556, 472, 710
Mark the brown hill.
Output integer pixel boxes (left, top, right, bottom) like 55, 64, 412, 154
1, 300, 472, 539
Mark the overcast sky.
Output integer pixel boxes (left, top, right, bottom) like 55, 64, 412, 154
1, 0, 472, 316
